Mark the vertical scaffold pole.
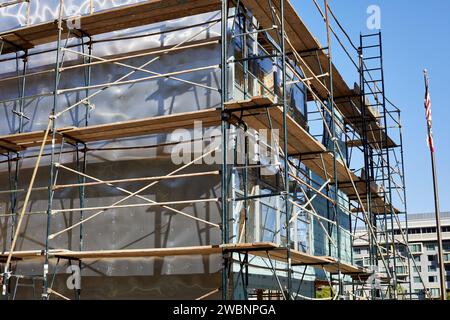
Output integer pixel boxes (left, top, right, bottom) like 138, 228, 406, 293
379, 31, 398, 299
74, 36, 93, 301
18, 51, 28, 133
10, 50, 28, 249
221, 0, 229, 301
279, 0, 292, 300
324, 0, 343, 297
359, 35, 376, 300
43, 0, 64, 300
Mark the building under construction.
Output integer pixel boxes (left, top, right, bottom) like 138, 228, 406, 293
0, 0, 412, 300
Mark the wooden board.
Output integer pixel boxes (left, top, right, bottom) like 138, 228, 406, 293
0, 242, 368, 276
225, 242, 336, 266
0, 0, 222, 54
0, 108, 222, 154
268, 249, 333, 266
0, 127, 75, 154
0, 246, 220, 261
65, 109, 223, 143
0, 249, 68, 261
323, 262, 368, 275
0, 242, 279, 261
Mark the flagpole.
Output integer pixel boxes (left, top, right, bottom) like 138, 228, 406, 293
424, 69, 446, 300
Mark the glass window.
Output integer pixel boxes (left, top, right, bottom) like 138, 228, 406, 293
428, 255, 436, 262
296, 215, 310, 253
444, 253, 450, 263
414, 255, 421, 263
422, 227, 437, 234
413, 276, 422, 283
430, 288, 440, 297
428, 276, 437, 283
409, 243, 422, 254
354, 248, 361, 255
443, 241, 450, 251
428, 265, 437, 272
414, 266, 422, 272
426, 243, 436, 251
232, 17, 268, 99
260, 204, 276, 243
250, 54, 274, 98
282, 65, 307, 126
395, 266, 407, 275
408, 228, 421, 235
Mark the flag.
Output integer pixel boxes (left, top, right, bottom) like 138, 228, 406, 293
424, 71, 435, 153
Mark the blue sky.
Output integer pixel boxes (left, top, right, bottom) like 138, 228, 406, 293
292, 0, 450, 214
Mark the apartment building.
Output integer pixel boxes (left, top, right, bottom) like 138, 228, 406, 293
354, 212, 450, 299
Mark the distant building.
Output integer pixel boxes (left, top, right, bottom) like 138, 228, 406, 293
353, 212, 450, 299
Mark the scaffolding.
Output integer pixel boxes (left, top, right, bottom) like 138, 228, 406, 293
0, 0, 411, 300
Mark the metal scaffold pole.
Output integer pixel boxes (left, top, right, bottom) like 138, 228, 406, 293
378, 31, 398, 299
359, 34, 378, 300
221, 0, 230, 301
279, 0, 292, 299
43, 0, 64, 300
9, 48, 28, 256
323, 0, 343, 297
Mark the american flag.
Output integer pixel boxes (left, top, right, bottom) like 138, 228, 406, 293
424, 70, 434, 153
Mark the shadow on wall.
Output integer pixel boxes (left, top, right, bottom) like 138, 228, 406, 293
0, 156, 222, 255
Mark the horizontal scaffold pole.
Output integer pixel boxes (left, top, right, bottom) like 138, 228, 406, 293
50, 198, 219, 214
57, 65, 219, 94
53, 170, 220, 190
